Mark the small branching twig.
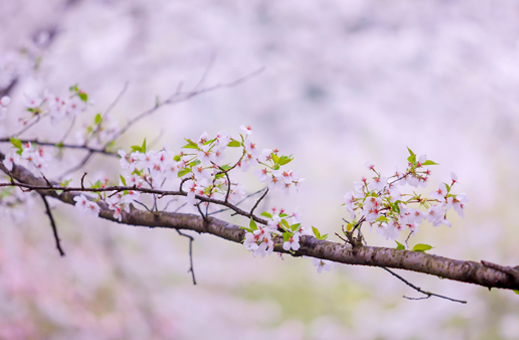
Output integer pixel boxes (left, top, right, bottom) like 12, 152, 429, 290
382, 267, 466, 304
40, 194, 65, 256
250, 187, 268, 216
176, 230, 197, 285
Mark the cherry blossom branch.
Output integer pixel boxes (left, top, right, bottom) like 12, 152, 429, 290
2, 152, 519, 292
381, 267, 467, 304
39, 193, 65, 256
0, 139, 117, 157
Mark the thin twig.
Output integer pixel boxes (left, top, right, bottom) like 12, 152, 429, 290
176, 230, 197, 285
0, 138, 116, 156
382, 267, 467, 304
58, 150, 94, 179
133, 200, 153, 212
59, 116, 76, 143
250, 187, 268, 216
208, 188, 266, 216
40, 194, 65, 256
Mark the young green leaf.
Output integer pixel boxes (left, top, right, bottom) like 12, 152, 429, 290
177, 168, 191, 178
278, 156, 293, 166
131, 145, 142, 153
514, 290, 519, 295
173, 155, 181, 162
95, 113, 102, 125
239, 226, 254, 233
249, 218, 258, 231
422, 160, 438, 166
312, 226, 321, 239
183, 138, 199, 149
119, 175, 127, 186
79, 92, 88, 102
9, 137, 21, 149
227, 140, 241, 147
376, 216, 389, 222
272, 154, 280, 164
290, 223, 301, 232
141, 138, 147, 153
261, 211, 273, 218
412, 243, 433, 253
407, 146, 415, 157
395, 241, 405, 250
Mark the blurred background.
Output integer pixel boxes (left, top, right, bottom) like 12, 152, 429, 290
1, 0, 519, 339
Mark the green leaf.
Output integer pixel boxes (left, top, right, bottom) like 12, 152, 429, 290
182, 138, 198, 149
141, 138, 147, 153
219, 164, 231, 171
395, 241, 405, 250
280, 219, 290, 230
272, 154, 280, 164
407, 147, 415, 157
312, 226, 321, 239
178, 168, 191, 178
239, 226, 254, 233
290, 223, 301, 232
392, 201, 401, 214
376, 216, 389, 222
261, 211, 273, 218
60, 179, 72, 187
91, 180, 102, 189
249, 218, 258, 231
227, 140, 241, 147
278, 156, 293, 166
95, 113, 102, 125
79, 92, 88, 102
412, 243, 433, 253
422, 160, 438, 166
131, 145, 142, 153
283, 232, 291, 242
321, 233, 328, 240
9, 137, 21, 149
346, 223, 354, 232
514, 290, 519, 295
119, 175, 127, 186
279, 212, 288, 218
189, 160, 201, 167
56, 142, 64, 148
173, 155, 181, 162
69, 84, 79, 92
407, 154, 416, 164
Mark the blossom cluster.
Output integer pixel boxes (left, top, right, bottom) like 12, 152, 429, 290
25, 85, 88, 122
343, 148, 468, 242
70, 126, 303, 225
4, 140, 51, 173
242, 207, 305, 257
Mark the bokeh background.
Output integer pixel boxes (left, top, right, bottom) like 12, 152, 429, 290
1, 0, 519, 339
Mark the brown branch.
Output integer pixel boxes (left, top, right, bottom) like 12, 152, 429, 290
2, 151, 519, 291
39, 194, 65, 256
0, 139, 117, 157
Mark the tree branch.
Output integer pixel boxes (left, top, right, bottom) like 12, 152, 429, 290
2, 151, 519, 291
